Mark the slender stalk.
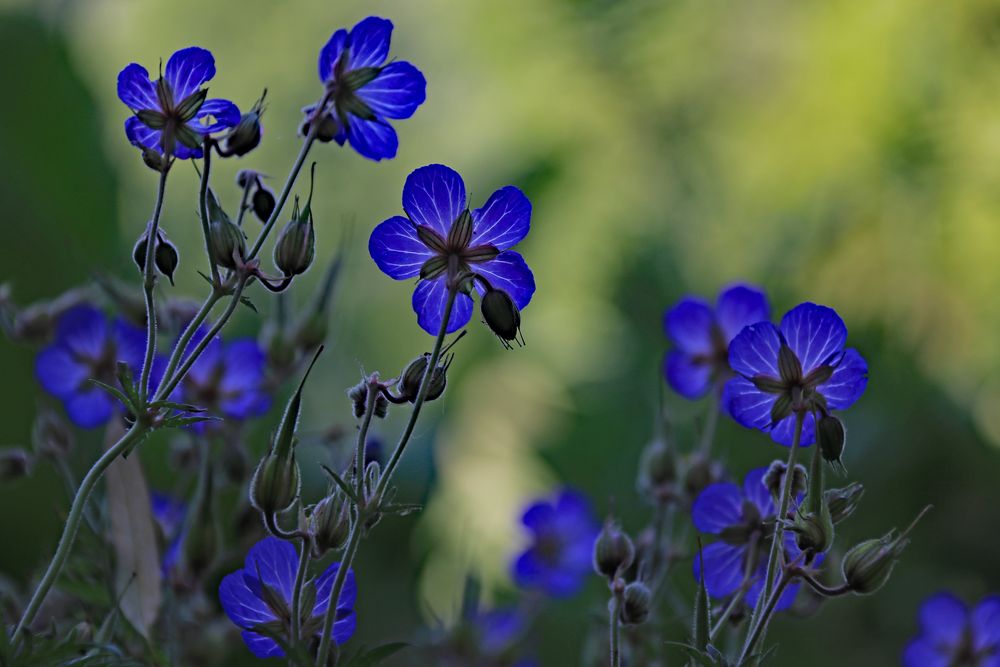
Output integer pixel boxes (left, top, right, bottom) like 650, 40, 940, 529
153, 291, 223, 401
741, 412, 804, 658
12, 421, 147, 644
697, 395, 720, 456
355, 384, 377, 501
609, 593, 622, 667
375, 284, 460, 499
738, 570, 793, 663
235, 174, 254, 228
289, 541, 312, 654
139, 167, 170, 400
314, 518, 361, 667
198, 139, 221, 286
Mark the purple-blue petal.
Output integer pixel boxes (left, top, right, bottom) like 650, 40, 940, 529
114, 318, 147, 370
664, 351, 713, 399
715, 284, 770, 343
919, 592, 968, 645
184, 331, 223, 387
691, 482, 743, 534
244, 536, 298, 603
191, 98, 241, 134
664, 298, 714, 356
117, 63, 158, 111
728, 321, 782, 379
35, 346, 88, 398
348, 16, 393, 69
902, 638, 950, 667
470, 186, 531, 251
778, 303, 847, 374
473, 251, 535, 310
219, 339, 266, 393
722, 376, 776, 433
219, 571, 278, 628
693, 542, 744, 600
64, 388, 115, 429
313, 562, 357, 618
769, 410, 817, 448
369, 216, 435, 279
56, 305, 108, 360
745, 567, 801, 612
412, 276, 474, 335
357, 61, 426, 120
742, 467, 775, 518
972, 596, 1000, 653
124, 117, 203, 159
318, 29, 348, 82
240, 630, 285, 658
346, 115, 398, 161
402, 164, 467, 237
820, 347, 868, 410
164, 47, 215, 102
520, 500, 556, 533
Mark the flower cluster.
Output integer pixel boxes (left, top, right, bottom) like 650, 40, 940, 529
904, 592, 1000, 666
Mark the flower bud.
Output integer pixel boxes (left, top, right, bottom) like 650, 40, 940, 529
682, 452, 724, 501
222, 91, 266, 157
32, 410, 74, 459
274, 210, 315, 277
842, 507, 929, 595
791, 505, 835, 553
252, 185, 276, 223
347, 380, 389, 419
481, 288, 521, 347
397, 353, 451, 403
140, 146, 168, 172
206, 191, 246, 270
249, 451, 301, 516
825, 482, 865, 524
135, 228, 179, 281
817, 414, 847, 472
618, 581, 652, 625
637, 437, 677, 494
592, 519, 635, 579
0, 449, 32, 481
762, 460, 807, 501
310, 490, 351, 555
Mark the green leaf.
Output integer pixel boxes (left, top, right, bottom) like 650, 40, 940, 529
320, 464, 358, 503
239, 295, 258, 313
88, 380, 136, 413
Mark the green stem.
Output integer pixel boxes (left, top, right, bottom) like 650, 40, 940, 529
741, 411, 804, 658
11, 421, 147, 645
698, 395, 720, 456
235, 174, 254, 228
198, 139, 221, 286
356, 383, 377, 502
153, 291, 222, 401
139, 167, 170, 400
610, 592, 622, 667
314, 518, 361, 667
738, 569, 793, 663
290, 540, 311, 655
375, 284, 460, 500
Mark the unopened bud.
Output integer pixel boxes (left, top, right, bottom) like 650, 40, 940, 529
825, 482, 865, 524
0, 449, 32, 481
592, 520, 635, 579
310, 491, 351, 555
842, 507, 930, 595
252, 185, 276, 223
791, 505, 835, 553
637, 437, 677, 494
762, 460, 807, 501
141, 146, 168, 172
481, 288, 521, 347
817, 414, 847, 472
274, 212, 315, 277
398, 354, 451, 403
222, 91, 266, 157
206, 191, 246, 270
347, 381, 388, 419
249, 451, 301, 516
619, 582, 652, 625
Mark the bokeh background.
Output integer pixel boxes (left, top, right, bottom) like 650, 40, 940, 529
2, 0, 1000, 664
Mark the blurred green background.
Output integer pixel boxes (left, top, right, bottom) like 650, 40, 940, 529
2, 0, 1000, 664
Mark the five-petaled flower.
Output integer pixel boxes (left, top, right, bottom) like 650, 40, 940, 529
903, 592, 1000, 667
691, 467, 818, 611
369, 164, 535, 335
179, 329, 271, 428
117, 47, 240, 159
306, 16, 426, 161
219, 536, 356, 658
34, 305, 146, 429
511, 489, 598, 598
664, 284, 770, 400
723, 302, 868, 446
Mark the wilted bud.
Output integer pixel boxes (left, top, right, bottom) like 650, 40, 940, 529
825, 482, 865, 524
790, 505, 835, 553
32, 410, 74, 459
310, 490, 351, 555
222, 91, 266, 157
141, 146, 168, 172
817, 414, 847, 472
619, 582, 652, 625
206, 191, 246, 270
274, 208, 315, 277
347, 380, 389, 419
249, 451, 301, 516
637, 437, 677, 495
0, 449, 32, 481
481, 288, 521, 347
842, 507, 929, 595
762, 460, 807, 501
252, 185, 276, 223
593, 519, 635, 579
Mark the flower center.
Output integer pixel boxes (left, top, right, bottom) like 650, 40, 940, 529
414, 210, 500, 282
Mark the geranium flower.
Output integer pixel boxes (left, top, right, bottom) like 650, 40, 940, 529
117, 47, 240, 159
723, 302, 868, 446
219, 536, 356, 658
663, 284, 770, 400
369, 164, 535, 335
511, 489, 598, 598
306, 16, 426, 161
179, 330, 270, 425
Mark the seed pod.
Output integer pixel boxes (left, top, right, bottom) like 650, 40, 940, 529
481, 288, 521, 346
817, 414, 847, 472
155, 232, 180, 285
252, 185, 276, 223
592, 519, 635, 579
619, 582, 652, 625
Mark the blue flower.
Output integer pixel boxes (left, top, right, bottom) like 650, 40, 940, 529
219, 536, 356, 658
369, 164, 535, 335
150, 491, 186, 576
307, 16, 426, 161
904, 592, 1000, 667
117, 47, 240, 159
723, 302, 868, 446
511, 489, 598, 598
472, 608, 537, 666
664, 284, 770, 400
179, 330, 270, 425
34, 305, 146, 428
691, 467, 816, 612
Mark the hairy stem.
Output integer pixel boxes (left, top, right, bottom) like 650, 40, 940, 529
610, 592, 622, 667
356, 383, 378, 502
139, 167, 170, 399
314, 518, 360, 667
198, 139, 220, 286
290, 540, 311, 656
153, 291, 223, 401
738, 569, 793, 663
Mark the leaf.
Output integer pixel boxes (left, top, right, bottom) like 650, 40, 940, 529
88, 380, 136, 413
320, 463, 357, 502
239, 296, 258, 313
104, 420, 162, 639
342, 642, 409, 666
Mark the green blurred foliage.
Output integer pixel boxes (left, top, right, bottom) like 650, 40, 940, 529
1, 0, 999, 665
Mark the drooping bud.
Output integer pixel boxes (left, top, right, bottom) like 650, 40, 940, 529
155, 231, 180, 285
762, 460, 808, 502
310, 490, 351, 556
32, 410, 74, 460
637, 437, 677, 495
252, 184, 276, 223
140, 146, 168, 173
397, 354, 451, 403
347, 379, 389, 419
481, 288, 522, 347
842, 507, 930, 595
206, 190, 246, 270
222, 90, 266, 157
817, 414, 847, 472
0, 449, 32, 481
825, 482, 865, 524
274, 165, 317, 277
592, 519, 636, 579
618, 581, 652, 625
